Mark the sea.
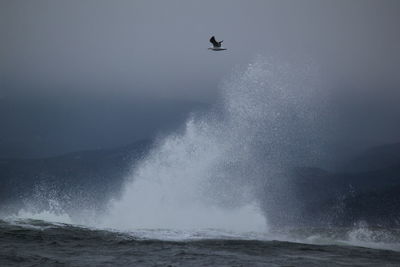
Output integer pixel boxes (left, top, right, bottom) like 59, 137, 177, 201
2, 218, 400, 266
2, 58, 400, 266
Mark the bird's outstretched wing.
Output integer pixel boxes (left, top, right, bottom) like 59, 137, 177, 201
209, 36, 220, 47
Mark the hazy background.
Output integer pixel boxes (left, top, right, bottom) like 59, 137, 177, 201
1, 0, 400, 158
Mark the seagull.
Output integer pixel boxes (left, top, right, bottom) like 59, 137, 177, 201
208, 36, 227, 51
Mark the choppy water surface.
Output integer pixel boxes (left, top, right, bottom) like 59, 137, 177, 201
2, 219, 400, 267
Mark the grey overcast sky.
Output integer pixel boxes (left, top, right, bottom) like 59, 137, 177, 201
1, 0, 400, 100
0, 0, 400, 157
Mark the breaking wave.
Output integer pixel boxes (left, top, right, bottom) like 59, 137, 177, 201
99, 57, 328, 232
6, 57, 400, 253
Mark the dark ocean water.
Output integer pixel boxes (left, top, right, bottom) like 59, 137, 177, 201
1, 219, 400, 267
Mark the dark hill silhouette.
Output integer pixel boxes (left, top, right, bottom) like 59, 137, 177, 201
262, 143, 400, 228
346, 143, 400, 172
1, 140, 400, 227
0, 140, 152, 216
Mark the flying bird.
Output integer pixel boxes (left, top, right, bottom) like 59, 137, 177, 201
209, 36, 227, 51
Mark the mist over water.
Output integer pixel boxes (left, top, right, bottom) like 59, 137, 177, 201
99, 57, 328, 232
